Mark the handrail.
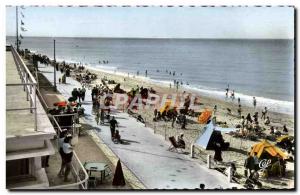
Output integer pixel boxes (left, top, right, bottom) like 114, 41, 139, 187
11, 46, 37, 84
36, 88, 49, 109
8, 46, 37, 131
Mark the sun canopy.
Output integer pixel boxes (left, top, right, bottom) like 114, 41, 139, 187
250, 140, 287, 159
276, 135, 291, 143
194, 120, 238, 149
159, 99, 176, 113
198, 110, 212, 124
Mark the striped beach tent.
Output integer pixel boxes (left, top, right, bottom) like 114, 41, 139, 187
250, 140, 287, 159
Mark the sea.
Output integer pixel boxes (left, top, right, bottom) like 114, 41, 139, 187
6, 36, 294, 115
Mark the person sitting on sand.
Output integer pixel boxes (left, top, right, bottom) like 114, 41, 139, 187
274, 128, 281, 136
176, 133, 186, 149
270, 126, 275, 134
264, 116, 270, 125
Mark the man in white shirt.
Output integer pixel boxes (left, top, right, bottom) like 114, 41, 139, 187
63, 135, 73, 182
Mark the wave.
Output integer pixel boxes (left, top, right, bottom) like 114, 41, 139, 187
184, 84, 294, 115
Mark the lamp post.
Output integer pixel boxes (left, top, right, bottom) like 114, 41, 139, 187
53, 39, 57, 91
16, 6, 19, 51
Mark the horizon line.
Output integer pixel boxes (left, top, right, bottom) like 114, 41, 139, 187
5, 35, 294, 40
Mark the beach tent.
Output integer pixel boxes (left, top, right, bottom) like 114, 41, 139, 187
159, 99, 176, 113
250, 140, 287, 159
198, 109, 212, 124
194, 120, 238, 150
276, 135, 291, 143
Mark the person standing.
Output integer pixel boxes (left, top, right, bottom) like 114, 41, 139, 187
95, 110, 100, 125
253, 152, 260, 171
213, 143, 223, 163
81, 87, 86, 101
244, 152, 255, 177
231, 90, 235, 100
225, 85, 229, 98
237, 105, 242, 118
261, 107, 267, 120
253, 97, 257, 108
62, 135, 73, 182
109, 116, 118, 140
213, 105, 217, 115
57, 129, 68, 177
181, 114, 187, 129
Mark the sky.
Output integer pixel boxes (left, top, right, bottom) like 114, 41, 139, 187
6, 6, 294, 39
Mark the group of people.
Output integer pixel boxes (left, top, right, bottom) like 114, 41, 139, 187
238, 106, 289, 140
71, 87, 86, 102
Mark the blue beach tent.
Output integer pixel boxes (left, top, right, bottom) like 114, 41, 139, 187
194, 120, 238, 150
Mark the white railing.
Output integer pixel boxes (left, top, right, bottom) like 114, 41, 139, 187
6, 45, 38, 131
49, 151, 88, 190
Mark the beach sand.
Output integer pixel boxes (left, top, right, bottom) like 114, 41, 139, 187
71, 65, 294, 189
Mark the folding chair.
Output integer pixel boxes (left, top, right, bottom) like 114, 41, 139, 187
167, 136, 184, 153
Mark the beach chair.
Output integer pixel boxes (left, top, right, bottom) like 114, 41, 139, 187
168, 136, 184, 153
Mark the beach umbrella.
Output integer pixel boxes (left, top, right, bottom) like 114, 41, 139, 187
53, 101, 68, 107
112, 159, 126, 186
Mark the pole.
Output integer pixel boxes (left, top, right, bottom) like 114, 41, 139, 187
16, 6, 19, 51
54, 39, 57, 91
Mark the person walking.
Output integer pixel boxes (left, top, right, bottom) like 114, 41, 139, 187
109, 116, 118, 140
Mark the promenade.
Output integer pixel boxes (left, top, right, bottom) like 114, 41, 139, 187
40, 65, 240, 189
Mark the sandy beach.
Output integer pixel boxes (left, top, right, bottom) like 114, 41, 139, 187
69, 64, 294, 189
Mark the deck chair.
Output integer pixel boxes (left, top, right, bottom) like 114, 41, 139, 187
168, 136, 184, 153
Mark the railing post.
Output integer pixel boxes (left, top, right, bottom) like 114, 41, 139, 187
34, 84, 37, 131
190, 143, 194, 158
228, 167, 233, 183
207, 155, 211, 169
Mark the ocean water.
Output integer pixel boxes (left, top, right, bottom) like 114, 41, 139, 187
6, 37, 294, 115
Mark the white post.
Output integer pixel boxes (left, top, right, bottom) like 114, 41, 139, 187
207, 155, 211, 169
228, 167, 232, 183
190, 144, 194, 158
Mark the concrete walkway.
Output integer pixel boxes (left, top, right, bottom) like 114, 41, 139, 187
40, 65, 240, 189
